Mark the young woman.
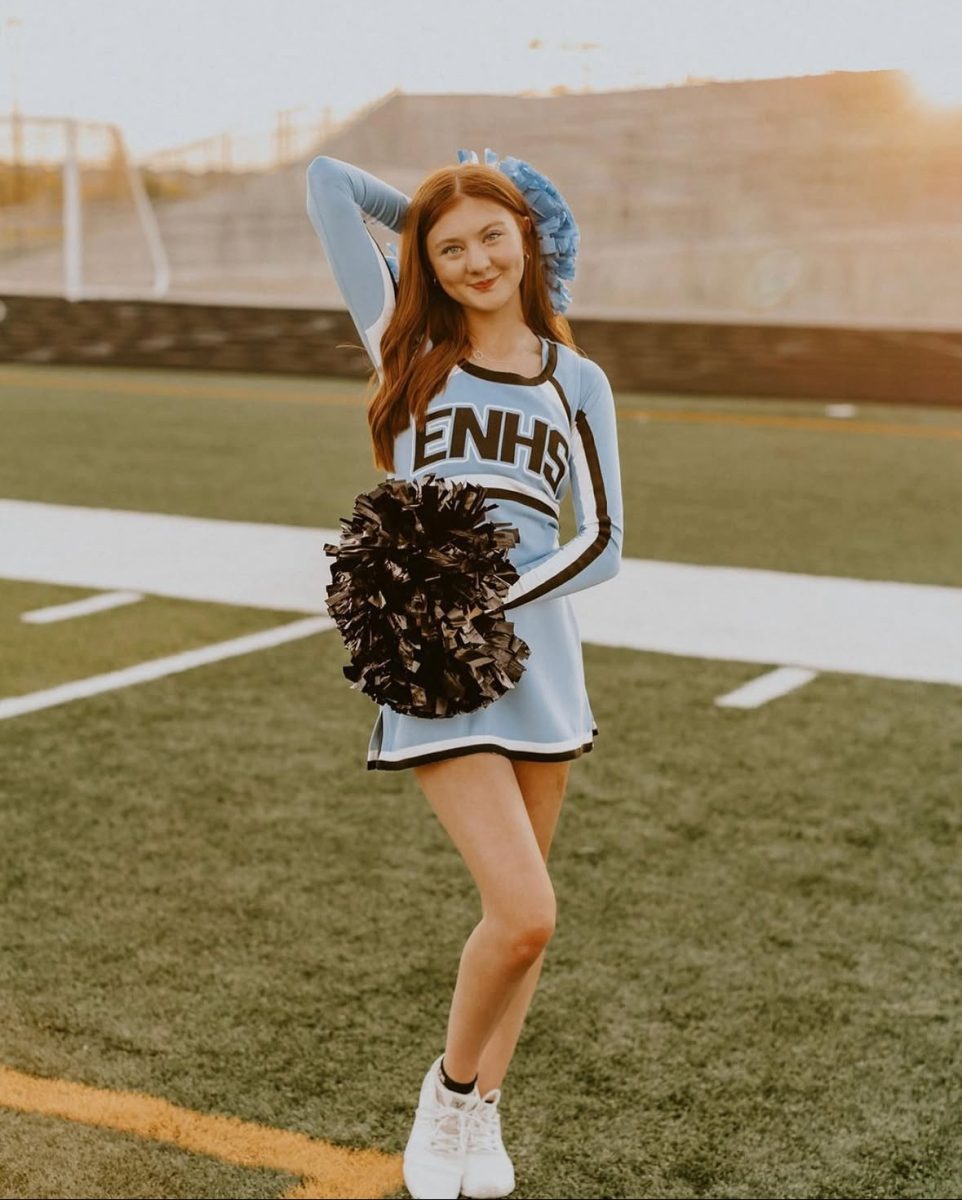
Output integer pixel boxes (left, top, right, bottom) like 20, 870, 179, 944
306, 148, 623, 1200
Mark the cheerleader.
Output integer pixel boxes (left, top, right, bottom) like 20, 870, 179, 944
306, 146, 623, 1200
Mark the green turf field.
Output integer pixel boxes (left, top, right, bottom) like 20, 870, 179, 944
1, 362, 961, 1198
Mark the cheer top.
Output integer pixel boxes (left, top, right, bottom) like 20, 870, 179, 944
305, 154, 624, 615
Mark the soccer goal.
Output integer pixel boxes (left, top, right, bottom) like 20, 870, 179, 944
0, 114, 169, 299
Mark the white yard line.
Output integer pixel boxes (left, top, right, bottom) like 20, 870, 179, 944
715, 666, 819, 708
0, 617, 333, 721
3, 499, 962, 696
571, 559, 962, 689
0, 500, 332, 613
22, 590, 145, 624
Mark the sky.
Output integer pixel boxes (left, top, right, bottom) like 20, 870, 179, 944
1, 0, 960, 160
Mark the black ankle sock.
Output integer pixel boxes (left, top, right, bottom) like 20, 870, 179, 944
439, 1057, 478, 1094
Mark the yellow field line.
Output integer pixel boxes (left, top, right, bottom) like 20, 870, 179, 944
2, 365, 962, 438
0, 367, 365, 409
622, 408, 962, 439
0, 1064, 402, 1200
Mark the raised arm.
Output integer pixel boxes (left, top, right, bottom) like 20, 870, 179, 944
501, 358, 624, 611
305, 155, 410, 375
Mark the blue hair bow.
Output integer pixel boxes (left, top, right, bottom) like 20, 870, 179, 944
382, 241, 400, 287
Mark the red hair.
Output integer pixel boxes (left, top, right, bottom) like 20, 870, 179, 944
363, 162, 579, 472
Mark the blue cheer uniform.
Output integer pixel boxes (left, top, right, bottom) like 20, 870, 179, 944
306, 155, 624, 770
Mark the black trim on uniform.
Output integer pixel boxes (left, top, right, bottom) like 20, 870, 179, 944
367, 733, 597, 771
501, 408, 611, 611
458, 339, 557, 387
482, 488, 560, 521
548, 374, 571, 425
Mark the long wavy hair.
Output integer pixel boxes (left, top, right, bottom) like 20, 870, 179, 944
362, 162, 580, 472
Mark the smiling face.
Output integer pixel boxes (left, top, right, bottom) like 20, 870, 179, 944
425, 195, 531, 312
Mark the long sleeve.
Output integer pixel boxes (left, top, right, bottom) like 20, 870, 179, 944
305, 155, 410, 376
500, 357, 624, 612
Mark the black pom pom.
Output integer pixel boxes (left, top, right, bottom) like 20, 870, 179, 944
323, 475, 531, 718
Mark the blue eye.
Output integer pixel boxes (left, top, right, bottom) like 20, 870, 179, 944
441, 230, 502, 255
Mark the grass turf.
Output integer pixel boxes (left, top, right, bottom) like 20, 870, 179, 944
1, 362, 961, 1197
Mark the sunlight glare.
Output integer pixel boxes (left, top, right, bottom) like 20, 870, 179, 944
908, 61, 962, 108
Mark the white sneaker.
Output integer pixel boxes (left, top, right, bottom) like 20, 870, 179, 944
403, 1055, 479, 1200
461, 1087, 515, 1199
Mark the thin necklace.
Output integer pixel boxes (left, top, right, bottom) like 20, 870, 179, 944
470, 337, 542, 366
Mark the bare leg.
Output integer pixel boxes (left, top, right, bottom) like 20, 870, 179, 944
413, 753, 558, 1085
441, 917, 549, 1083
475, 759, 570, 1094
474, 949, 547, 1092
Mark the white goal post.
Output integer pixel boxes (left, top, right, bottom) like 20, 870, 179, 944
0, 114, 169, 299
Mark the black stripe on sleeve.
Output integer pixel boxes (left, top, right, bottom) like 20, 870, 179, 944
502, 408, 611, 610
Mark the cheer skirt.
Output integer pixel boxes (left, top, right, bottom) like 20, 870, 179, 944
365, 486, 597, 771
